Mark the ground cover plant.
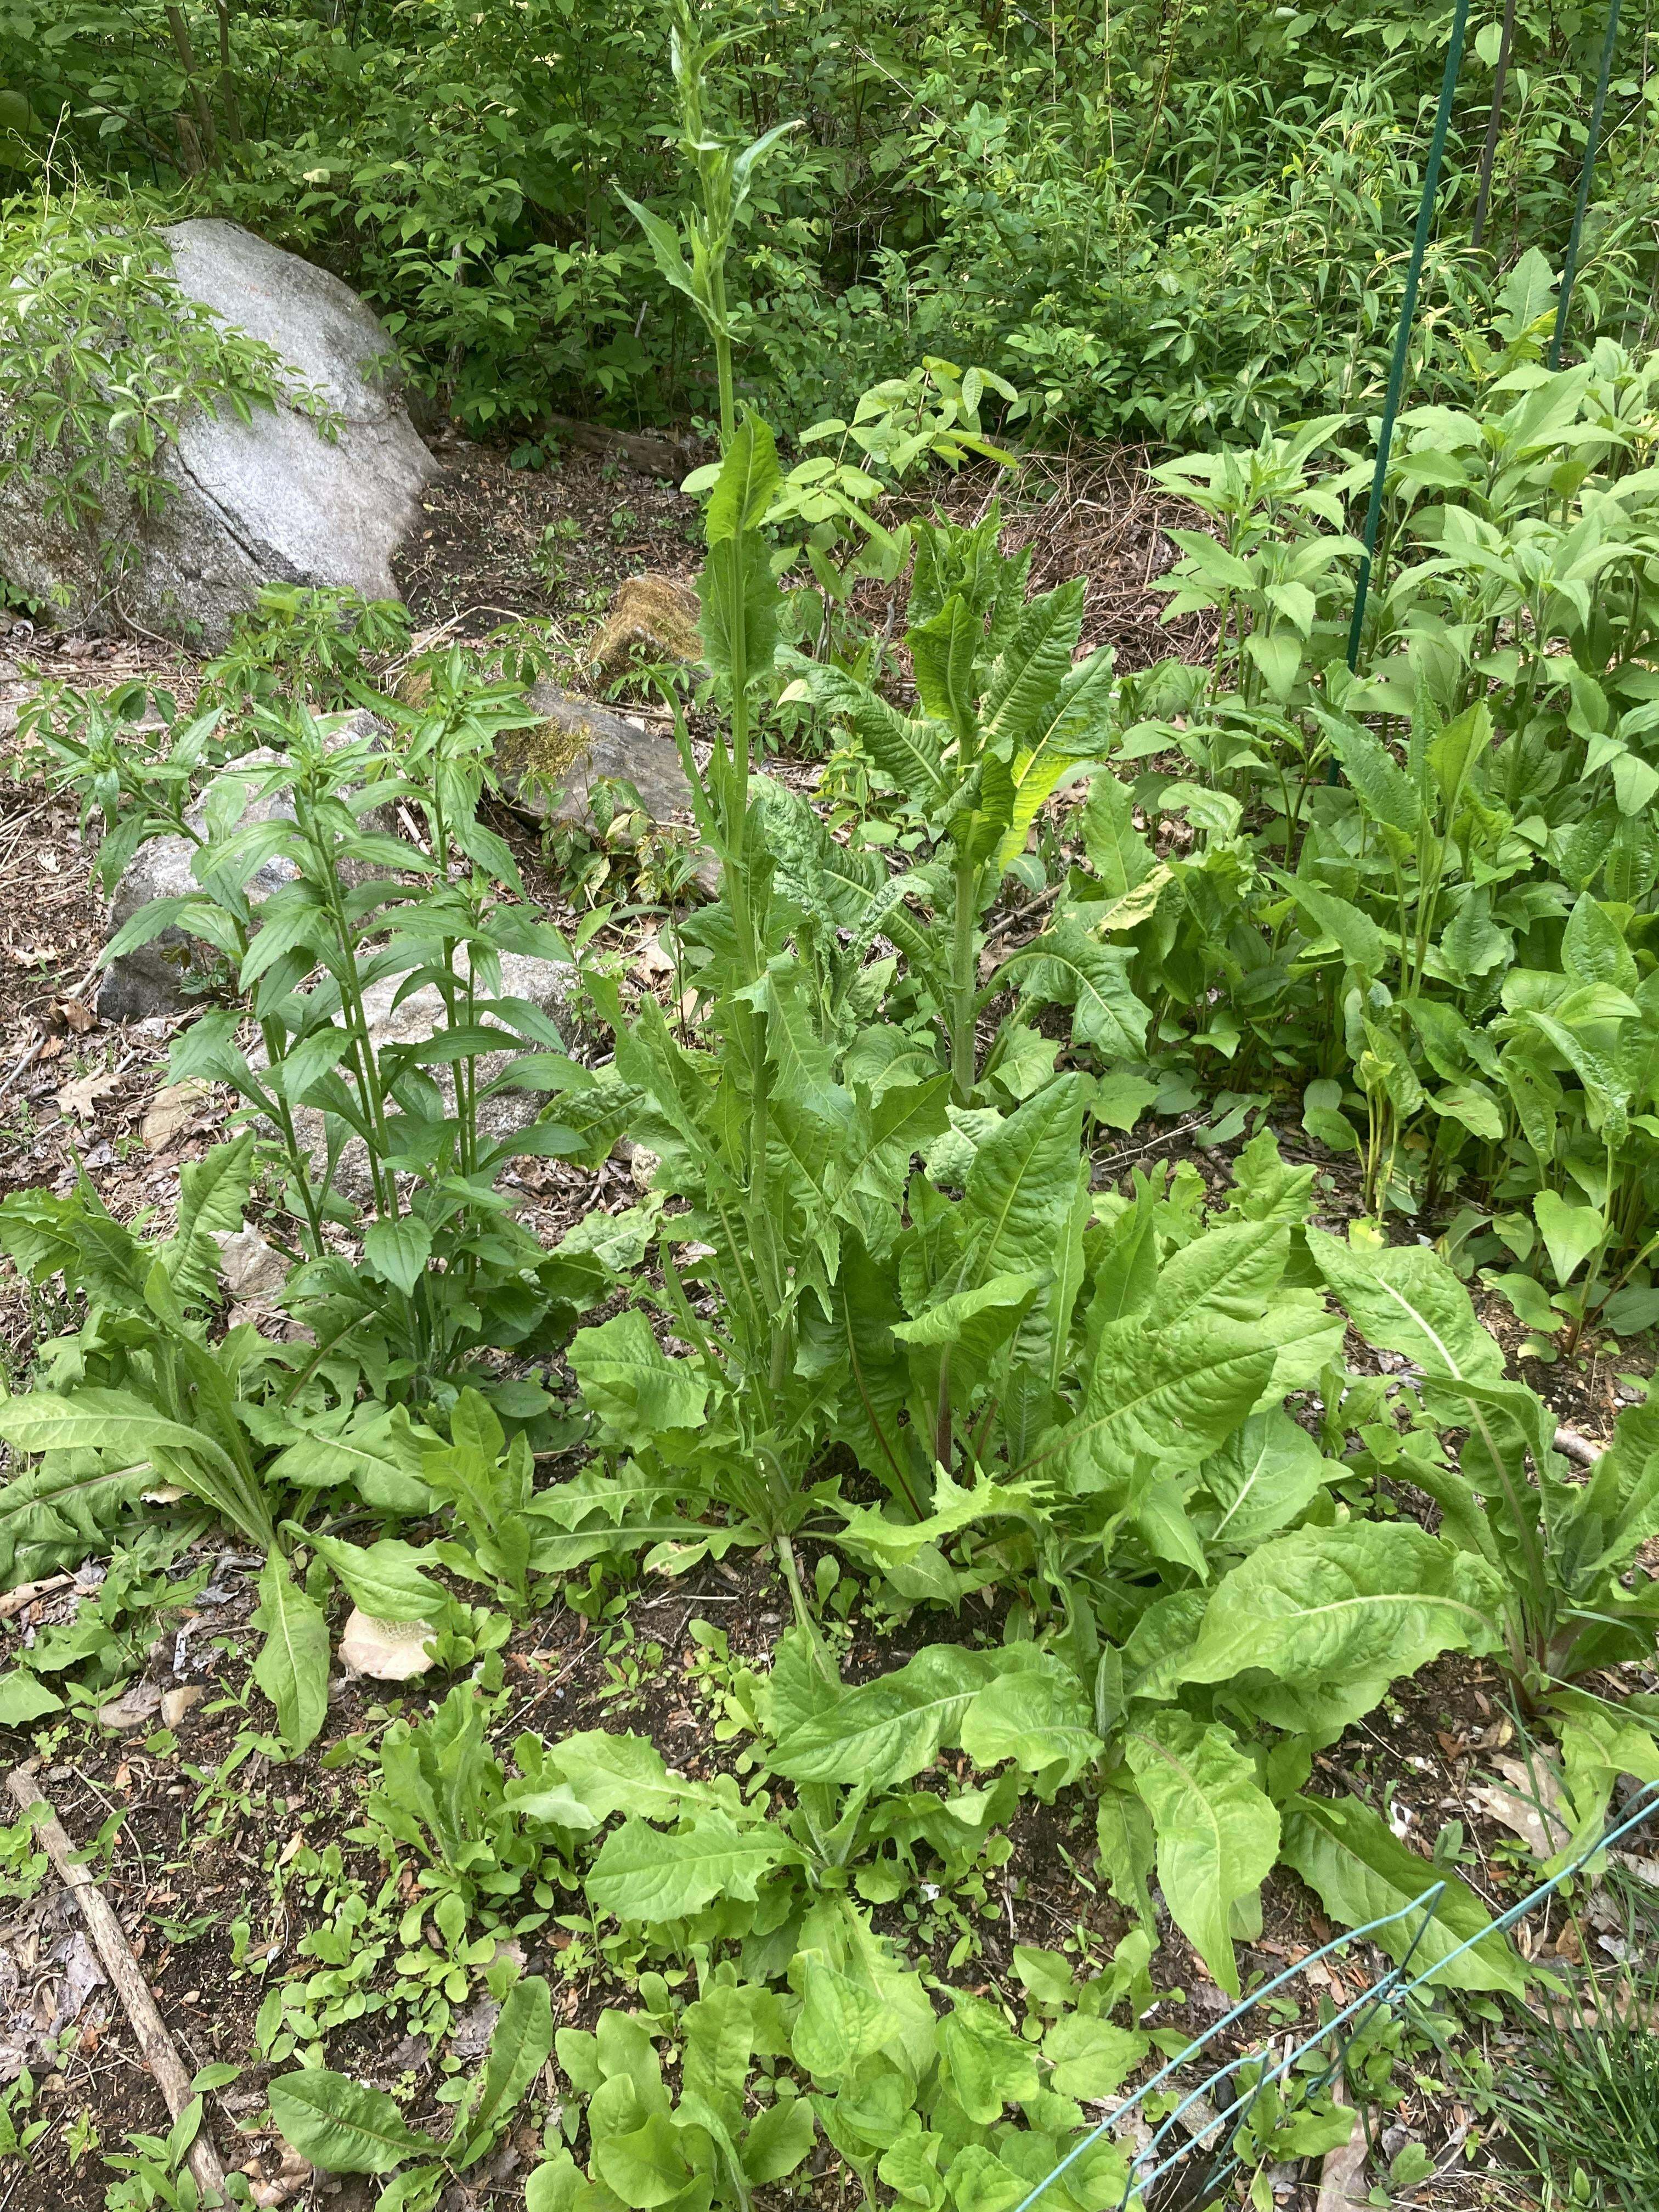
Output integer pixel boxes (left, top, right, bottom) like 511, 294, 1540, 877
2, 3, 1659, 2211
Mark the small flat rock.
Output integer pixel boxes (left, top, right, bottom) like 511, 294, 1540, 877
160, 1684, 205, 1728
498, 684, 695, 830
496, 682, 719, 896
213, 1227, 289, 1300
338, 1609, 437, 1680
99, 709, 395, 1022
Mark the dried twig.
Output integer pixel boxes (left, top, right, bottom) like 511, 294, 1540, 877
0, 1035, 44, 1102
7, 1767, 229, 2205
1554, 1424, 1604, 1468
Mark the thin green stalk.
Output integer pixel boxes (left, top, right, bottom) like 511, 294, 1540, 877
949, 854, 982, 1105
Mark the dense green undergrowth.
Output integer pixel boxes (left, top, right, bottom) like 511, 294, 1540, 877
3, 0, 1658, 441
4, 353, 1659, 2207
2, 6, 1659, 2209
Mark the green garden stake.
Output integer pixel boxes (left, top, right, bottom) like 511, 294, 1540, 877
1549, 0, 1623, 369
1344, 0, 1472, 676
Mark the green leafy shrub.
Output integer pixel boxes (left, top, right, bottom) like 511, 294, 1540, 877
0, 186, 333, 588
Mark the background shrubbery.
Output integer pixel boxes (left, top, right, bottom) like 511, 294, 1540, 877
3, 0, 1657, 443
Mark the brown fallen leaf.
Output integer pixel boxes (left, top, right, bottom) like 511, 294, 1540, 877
142, 1077, 215, 1152
633, 928, 677, 983
58, 1067, 123, 1122
52, 997, 94, 1035
95, 1681, 164, 1732
1473, 1756, 1572, 1859
251, 2146, 313, 2209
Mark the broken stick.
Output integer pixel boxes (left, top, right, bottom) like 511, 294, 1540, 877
8, 1766, 228, 2205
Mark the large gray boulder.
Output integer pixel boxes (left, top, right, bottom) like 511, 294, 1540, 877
2, 220, 437, 647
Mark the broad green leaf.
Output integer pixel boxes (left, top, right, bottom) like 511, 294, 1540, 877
981, 578, 1085, 748
992, 647, 1118, 876
0, 1670, 61, 1725
266, 1406, 440, 1516
363, 1215, 433, 1295
300, 1531, 444, 1624
792, 661, 948, 804
163, 1133, 257, 1305
771, 1645, 1012, 1786
699, 528, 779, 691
1003, 924, 1150, 1059
1561, 894, 1638, 997
250, 1553, 330, 1753
454, 1975, 554, 2165
1094, 1775, 1156, 1945
938, 1998, 1041, 2123
1316, 709, 1420, 834
704, 415, 782, 543
616, 190, 698, 308
792, 1957, 899, 2080
1532, 1189, 1605, 1288
742, 2095, 816, 2185
1039, 1311, 1280, 1496
960, 1651, 1103, 1783
833, 1468, 1044, 1568
1281, 874, 1386, 975
890, 1271, 1042, 1370
586, 1813, 787, 1921
908, 594, 980, 743
1124, 1712, 1279, 1996
1197, 1409, 1333, 1549
1280, 1795, 1525, 1994
1431, 1082, 1504, 1142
594, 2111, 689, 2209
1147, 1219, 1290, 1328
0, 1387, 245, 1489
0, 1449, 154, 1584
1080, 771, 1156, 895
1182, 1523, 1505, 1734
516, 1729, 720, 1825
267, 2070, 441, 2174
1244, 630, 1302, 700
1426, 701, 1489, 807
1555, 1697, 1659, 1857
1042, 2013, 1146, 2100
524, 2151, 590, 2212
1307, 1229, 1505, 1383
964, 1074, 1090, 1277
568, 1311, 708, 1451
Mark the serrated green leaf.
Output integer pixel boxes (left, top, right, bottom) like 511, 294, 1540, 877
1124, 1711, 1279, 1997
1280, 1795, 1525, 1994
586, 1813, 787, 1921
